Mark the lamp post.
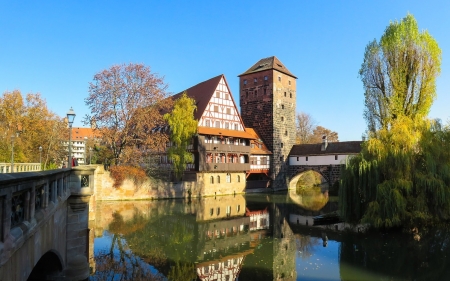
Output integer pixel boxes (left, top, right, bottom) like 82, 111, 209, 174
89, 147, 93, 164
39, 146, 43, 170
10, 131, 20, 173
67, 107, 76, 168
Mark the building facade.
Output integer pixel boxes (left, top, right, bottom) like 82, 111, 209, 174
238, 57, 297, 190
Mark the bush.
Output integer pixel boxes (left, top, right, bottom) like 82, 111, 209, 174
109, 165, 147, 189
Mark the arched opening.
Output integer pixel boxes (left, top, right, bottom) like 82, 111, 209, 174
28, 250, 63, 280
288, 170, 329, 211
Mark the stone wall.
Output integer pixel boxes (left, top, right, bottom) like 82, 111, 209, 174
92, 165, 246, 201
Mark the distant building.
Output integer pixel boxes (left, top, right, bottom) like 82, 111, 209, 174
63, 127, 100, 165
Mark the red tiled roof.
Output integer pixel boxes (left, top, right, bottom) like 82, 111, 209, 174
70, 127, 100, 141
170, 74, 224, 120
238, 56, 297, 78
198, 127, 256, 139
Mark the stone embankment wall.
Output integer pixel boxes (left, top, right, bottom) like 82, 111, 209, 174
92, 165, 247, 201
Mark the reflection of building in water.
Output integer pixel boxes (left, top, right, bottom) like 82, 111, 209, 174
272, 203, 297, 281
246, 207, 270, 231
196, 253, 248, 281
195, 195, 247, 221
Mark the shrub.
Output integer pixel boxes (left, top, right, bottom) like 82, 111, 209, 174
109, 165, 147, 189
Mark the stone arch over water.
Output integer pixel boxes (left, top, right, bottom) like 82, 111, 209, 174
27, 250, 64, 280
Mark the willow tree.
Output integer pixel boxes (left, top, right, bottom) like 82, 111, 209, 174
164, 92, 197, 181
340, 14, 444, 228
360, 14, 441, 133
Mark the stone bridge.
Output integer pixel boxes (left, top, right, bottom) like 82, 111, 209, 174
287, 164, 342, 190
0, 166, 96, 281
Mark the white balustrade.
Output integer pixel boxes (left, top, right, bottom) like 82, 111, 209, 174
0, 163, 42, 173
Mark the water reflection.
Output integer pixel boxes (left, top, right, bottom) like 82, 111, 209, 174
90, 194, 450, 281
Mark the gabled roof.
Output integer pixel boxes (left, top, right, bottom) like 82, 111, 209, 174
170, 74, 224, 120
238, 56, 297, 78
245, 128, 272, 155
289, 141, 363, 156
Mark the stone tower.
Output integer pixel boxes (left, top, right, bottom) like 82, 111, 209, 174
239, 56, 297, 190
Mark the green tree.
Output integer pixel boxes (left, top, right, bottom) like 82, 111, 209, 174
164, 92, 197, 181
340, 14, 445, 229
359, 14, 441, 133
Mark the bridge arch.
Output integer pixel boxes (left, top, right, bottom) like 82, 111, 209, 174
27, 250, 64, 280
288, 168, 329, 190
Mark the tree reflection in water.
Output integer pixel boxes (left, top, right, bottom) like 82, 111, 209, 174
339, 226, 450, 280
295, 234, 320, 259
92, 212, 164, 281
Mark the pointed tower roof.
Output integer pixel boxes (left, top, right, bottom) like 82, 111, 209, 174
238, 56, 297, 78
171, 74, 224, 120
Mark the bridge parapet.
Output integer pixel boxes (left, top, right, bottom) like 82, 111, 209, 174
0, 166, 96, 281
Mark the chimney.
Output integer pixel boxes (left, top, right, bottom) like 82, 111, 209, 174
321, 135, 328, 151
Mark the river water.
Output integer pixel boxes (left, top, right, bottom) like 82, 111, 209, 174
89, 192, 450, 280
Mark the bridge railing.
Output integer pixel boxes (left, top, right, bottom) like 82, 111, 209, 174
0, 163, 42, 173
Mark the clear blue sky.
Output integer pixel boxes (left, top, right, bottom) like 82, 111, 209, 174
1, 1, 449, 141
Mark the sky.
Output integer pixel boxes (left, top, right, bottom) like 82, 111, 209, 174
1, 1, 449, 141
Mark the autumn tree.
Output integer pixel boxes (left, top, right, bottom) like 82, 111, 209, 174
359, 14, 441, 134
310, 126, 339, 143
296, 112, 316, 144
164, 92, 197, 181
0, 90, 66, 168
85, 63, 172, 166
295, 112, 339, 144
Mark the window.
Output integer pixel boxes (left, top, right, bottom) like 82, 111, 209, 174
280, 156, 283, 161
261, 157, 267, 165
290, 93, 292, 98
281, 104, 284, 109
264, 76, 268, 81
284, 92, 287, 97
217, 207, 220, 216
226, 206, 231, 216
210, 176, 214, 184
237, 204, 241, 212
306, 156, 309, 161
255, 89, 257, 95
285, 130, 288, 136
226, 108, 231, 114
237, 175, 241, 183
215, 121, 220, 128
225, 122, 229, 129
216, 91, 220, 98
246, 92, 248, 98
264, 88, 266, 95
251, 143, 255, 148
225, 94, 229, 100
296, 157, 299, 161
278, 76, 281, 82
217, 176, 220, 183
281, 143, 284, 148
244, 79, 247, 85
205, 120, 210, 127
254, 78, 257, 84
234, 124, 238, 130
335, 155, 338, 160
210, 208, 214, 215
214, 106, 218, 112
281, 116, 284, 121
289, 80, 291, 85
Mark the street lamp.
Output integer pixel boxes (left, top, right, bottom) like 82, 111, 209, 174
67, 107, 76, 168
10, 130, 20, 173
89, 147, 93, 164
39, 146, 43, 170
